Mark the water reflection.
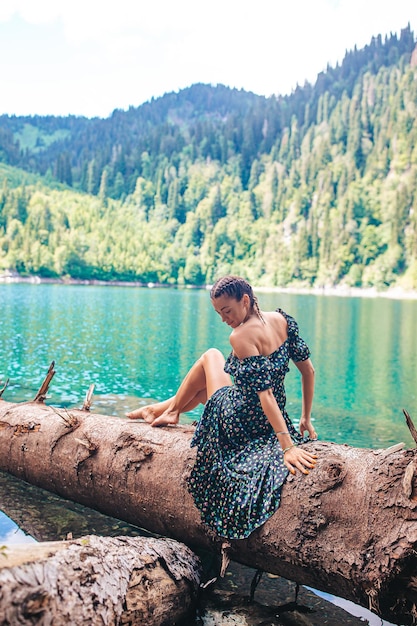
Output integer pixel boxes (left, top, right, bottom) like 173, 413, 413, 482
0, 470, 150, 543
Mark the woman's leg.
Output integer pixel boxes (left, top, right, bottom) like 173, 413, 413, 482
127, 392, 205, 422
127, 348, 231, 426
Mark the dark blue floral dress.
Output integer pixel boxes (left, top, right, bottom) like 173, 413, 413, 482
187, 309, 311, 540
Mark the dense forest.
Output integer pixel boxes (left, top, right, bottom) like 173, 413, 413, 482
0, 25, 416, 289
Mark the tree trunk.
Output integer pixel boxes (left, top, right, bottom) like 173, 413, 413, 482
0, 399, 416, 625
0, 535, 201, 626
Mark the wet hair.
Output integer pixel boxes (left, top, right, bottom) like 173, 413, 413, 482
210, 275, 264, 322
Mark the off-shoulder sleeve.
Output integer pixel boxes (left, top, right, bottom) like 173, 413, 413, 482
277, 308, 311, 362
226, 355, 273, 392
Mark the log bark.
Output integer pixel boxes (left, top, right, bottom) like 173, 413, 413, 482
0, 535, 201, 625
0, 399, 417, 625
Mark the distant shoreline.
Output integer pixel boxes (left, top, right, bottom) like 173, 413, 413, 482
1, 272, 417, 300
255, 284, 417, 300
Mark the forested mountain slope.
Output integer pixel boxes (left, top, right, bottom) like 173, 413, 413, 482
0, 26, 416, 289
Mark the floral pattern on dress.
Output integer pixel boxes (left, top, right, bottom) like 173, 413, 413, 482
187, 309, 311, 539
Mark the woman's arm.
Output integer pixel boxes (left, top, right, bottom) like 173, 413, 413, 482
258, 388, 317, 475
294, 358, 317, 439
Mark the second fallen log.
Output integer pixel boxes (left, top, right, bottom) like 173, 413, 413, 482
0, 535, 201, 626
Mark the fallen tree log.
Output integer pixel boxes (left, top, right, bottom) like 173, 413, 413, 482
0, 535, 201, 625
0, 398, 416, 625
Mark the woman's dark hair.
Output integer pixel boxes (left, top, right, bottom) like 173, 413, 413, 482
210, 275, 264, 321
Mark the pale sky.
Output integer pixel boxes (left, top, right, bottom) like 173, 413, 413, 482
0, 0, 415, 119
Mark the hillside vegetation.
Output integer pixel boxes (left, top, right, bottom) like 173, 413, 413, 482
0, 26, 416, 289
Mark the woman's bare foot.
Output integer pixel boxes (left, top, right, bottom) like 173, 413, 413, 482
126, 405, 158, 423
127, 397, 176, 423
151, 410, 180, 427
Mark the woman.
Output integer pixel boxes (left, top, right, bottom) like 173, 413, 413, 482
127, 275, 317, 540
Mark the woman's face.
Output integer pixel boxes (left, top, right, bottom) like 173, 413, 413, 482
211, 294, 249, 328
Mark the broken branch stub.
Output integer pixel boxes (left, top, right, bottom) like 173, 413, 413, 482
33, 361, 56, 403
82, 384, 95, 412
403, 409, 417, 446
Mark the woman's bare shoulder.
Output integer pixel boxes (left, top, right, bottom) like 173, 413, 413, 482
263, 310, 287, 327
230, 320, 262, 358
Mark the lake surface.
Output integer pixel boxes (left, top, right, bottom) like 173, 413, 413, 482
1, 283, 416, 625
1, 283, 416, 447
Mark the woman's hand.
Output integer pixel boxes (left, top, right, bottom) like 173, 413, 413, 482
283, 445, 317, 475
299, 415, 318, 440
